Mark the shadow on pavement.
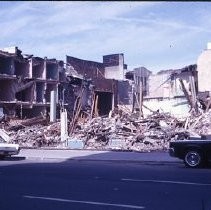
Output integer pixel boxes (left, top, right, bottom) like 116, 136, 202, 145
0, 151, 211, 210
1, 156, 26, 161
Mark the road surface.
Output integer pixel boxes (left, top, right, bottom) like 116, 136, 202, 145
0, 157, 211, 210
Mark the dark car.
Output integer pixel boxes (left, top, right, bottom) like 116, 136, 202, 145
169, 136, 211, 168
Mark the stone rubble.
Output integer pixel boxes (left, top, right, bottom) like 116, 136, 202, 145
1, 117, 61, 148
1, 108, 211, 151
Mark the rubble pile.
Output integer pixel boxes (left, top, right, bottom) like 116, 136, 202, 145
187, 110, 211, 135
3, 117, 61, 148
2, 108, 211, 151
71, 110, 183, 152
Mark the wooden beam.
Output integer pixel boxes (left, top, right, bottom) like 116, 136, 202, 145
179, 78, 192, 107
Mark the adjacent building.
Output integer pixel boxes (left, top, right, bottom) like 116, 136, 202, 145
1, 43, 210, 120
0, 47, 62, 119
66, 53, 131, 116
126, 64, 197, 118
197, 42, 211, 93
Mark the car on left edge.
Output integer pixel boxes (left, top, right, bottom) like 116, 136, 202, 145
0, 136, 20, 159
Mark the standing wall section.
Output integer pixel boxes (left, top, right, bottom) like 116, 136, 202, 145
103, 54, 125, 80
197, 47, 211, 92
0, 52, 16, 103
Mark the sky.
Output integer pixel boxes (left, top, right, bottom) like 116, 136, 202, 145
0, 1, 211, 72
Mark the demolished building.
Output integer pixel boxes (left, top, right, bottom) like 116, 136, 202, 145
126, 64, 198, 118
2, 43, 211, 151
66, 53, 132, 117
0, 46, 132, 122
197, 42, 211, 111
0, 47, 63, 119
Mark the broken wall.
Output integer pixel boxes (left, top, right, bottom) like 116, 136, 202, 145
143, 97, 190, 118
143, 65, 197, 118
0, 79, 16, 101
14, 59, 29, 78
29, 57, 45, 79
117, 80, 132, 105
35, 82, 45, 103
66, 54, 130, 116
16, 83, 34, 102
58, 76, 92, 118
66, 56, 105, 79
92, 78, 118, 114
0, 47, 62, 119
0, 54, 15, 75
46, 59, 59, 80
147, 70, 173, 99
45, 83, 58, 103
133, 67, 151, 96
170, 65, 197, 97
103, 54, 126, 80
197, 45, 211, 92
94, 91, 113, 116
17, 106, 46, 119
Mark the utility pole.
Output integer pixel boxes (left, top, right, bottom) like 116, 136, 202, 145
61, 108, 68, 147
50, 90, 57, 122
139, 79, 143, 118
60, 87, 68, 147
189, 73, 198, 113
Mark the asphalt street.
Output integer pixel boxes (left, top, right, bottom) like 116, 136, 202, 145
0, 157, 211, 210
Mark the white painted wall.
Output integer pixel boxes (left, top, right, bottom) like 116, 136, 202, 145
197, 48, 211, 92
104, 54, 125, 80
2, 46, 17, 54
148, 73, 172, 98
143, 97, 190, 118
118, 97, 190, 118
105, 65, 125, 80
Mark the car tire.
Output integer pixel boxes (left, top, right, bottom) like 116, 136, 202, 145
184, 150, 203, 168
0, 155, 5, 160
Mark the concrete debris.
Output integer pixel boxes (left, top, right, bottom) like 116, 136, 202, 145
71, 108, 211, 151
70, 110, 182, 152
186, 110, 211, 136
1, 117, 61, 148
2, 109, 211, 151
7, 116, 47, 132
0, 129, 11, 142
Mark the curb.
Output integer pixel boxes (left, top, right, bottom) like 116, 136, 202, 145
20, 147, 169, 153
21, 156, 181, 165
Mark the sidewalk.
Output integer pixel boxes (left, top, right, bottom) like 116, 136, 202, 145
17, 148, 181, 164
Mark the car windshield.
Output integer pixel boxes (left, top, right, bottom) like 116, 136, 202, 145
0, 137, 6, 143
